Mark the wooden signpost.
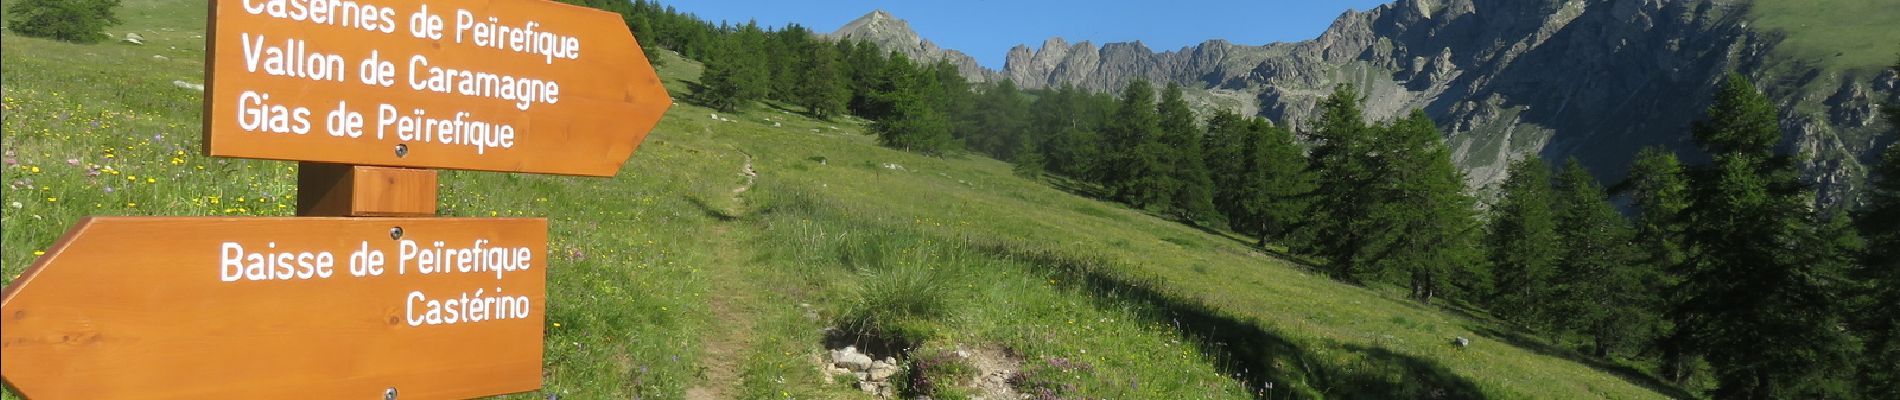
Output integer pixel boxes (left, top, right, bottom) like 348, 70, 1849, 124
2, 0, 671, 398
2, 218, 548, 399
203, 0, 670, 177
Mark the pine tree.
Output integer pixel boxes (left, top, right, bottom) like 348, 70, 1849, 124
1679, 74, 1856, 399
765, 24, 814, 103
843, 41, 890, 118
1550, 159, 1650, 358
1205, 110, 1251, 228
5, 0, 122, 43
1692, 75, 1782, 157
1102, 80, 1171, 209
970, 80, 1030, 159
1363, 110, 1479, 301
862, 52, 917, 122
629, 14, 658, 62
696, 34, 748, 112
1206, 113, 1310, 244
1158, 83, 1222, 226
1852, 57, 1900, 400
696, 24, 768, 112
793, 40, 849, 120
1625, 146, 1696, 383
1033, 85, 1109, 180
1486, 157, 1560, 328
868, 54, 953, 155
730, 22, 770, 102
1011, 136, 1046, 178
1244, 118, 1312, 245
1302, 84, 1380, 281
919, 62, 976, 144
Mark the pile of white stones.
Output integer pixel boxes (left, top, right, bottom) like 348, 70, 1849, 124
825, 346, 901, 397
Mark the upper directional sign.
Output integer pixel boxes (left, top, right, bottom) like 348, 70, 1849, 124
204, 0, 672, 177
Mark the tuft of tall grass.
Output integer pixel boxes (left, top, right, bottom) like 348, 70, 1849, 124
839, 256, 961, 345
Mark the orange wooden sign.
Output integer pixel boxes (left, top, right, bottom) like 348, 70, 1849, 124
204, 0, 671, 177
1, 217, 548, 399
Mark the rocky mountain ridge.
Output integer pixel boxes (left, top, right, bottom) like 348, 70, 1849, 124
836, 1, 1897, 204
828, 10, 998, 82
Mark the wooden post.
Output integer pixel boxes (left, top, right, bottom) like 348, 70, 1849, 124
297, 162, 438, 217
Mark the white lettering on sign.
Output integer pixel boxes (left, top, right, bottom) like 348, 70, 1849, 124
452, 10, 581, 64
405, 288, 533, 326
405, 55, 560, 111
396, 239, 532, 278
223, 1, 597, 158
241, 33, 347, 82
236, 91, 313, 134
220, 241, 337, 282
375, 103, 516, 154
240, 0, 398, 33
216, 236, 536, 328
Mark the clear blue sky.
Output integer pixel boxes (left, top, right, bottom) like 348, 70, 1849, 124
662, 1, 1396, 69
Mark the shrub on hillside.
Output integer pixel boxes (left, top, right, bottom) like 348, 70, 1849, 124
6, 0, 122, 43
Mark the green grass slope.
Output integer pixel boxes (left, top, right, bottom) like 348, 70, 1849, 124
5, 1, 1678, 398
1749, 0, 1900, 73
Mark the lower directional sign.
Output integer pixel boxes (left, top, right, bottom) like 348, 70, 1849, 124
1, 217, 548, 399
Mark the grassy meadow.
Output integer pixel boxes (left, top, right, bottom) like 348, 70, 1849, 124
0, 1, 1693, 399
1749, 0, 1900, 73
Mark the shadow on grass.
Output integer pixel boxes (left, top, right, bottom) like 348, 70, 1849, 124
1463, 324, 1696, 399
685, 196, 738, 222
1254, 246, 1323, 271
822, 326, 914, 362
1044, 175, 1113, 203
760, 101, 804, 116
973, 242, 1487, 400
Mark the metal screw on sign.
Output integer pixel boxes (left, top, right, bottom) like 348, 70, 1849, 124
389, 227, 404, 240
394, 144, 409, 158
384, 387, 398, 400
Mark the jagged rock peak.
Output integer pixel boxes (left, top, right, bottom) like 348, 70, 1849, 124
833, 9, 909, 38
991, 0, 1889, 206
829, 10, 995, 82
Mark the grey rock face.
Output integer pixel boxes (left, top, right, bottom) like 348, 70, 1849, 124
848, 1, 1891, 204
829, 10, 996, 82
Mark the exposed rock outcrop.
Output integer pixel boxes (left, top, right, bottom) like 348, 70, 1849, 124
842, 1, 1896, 204
828, 10, 997, 82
